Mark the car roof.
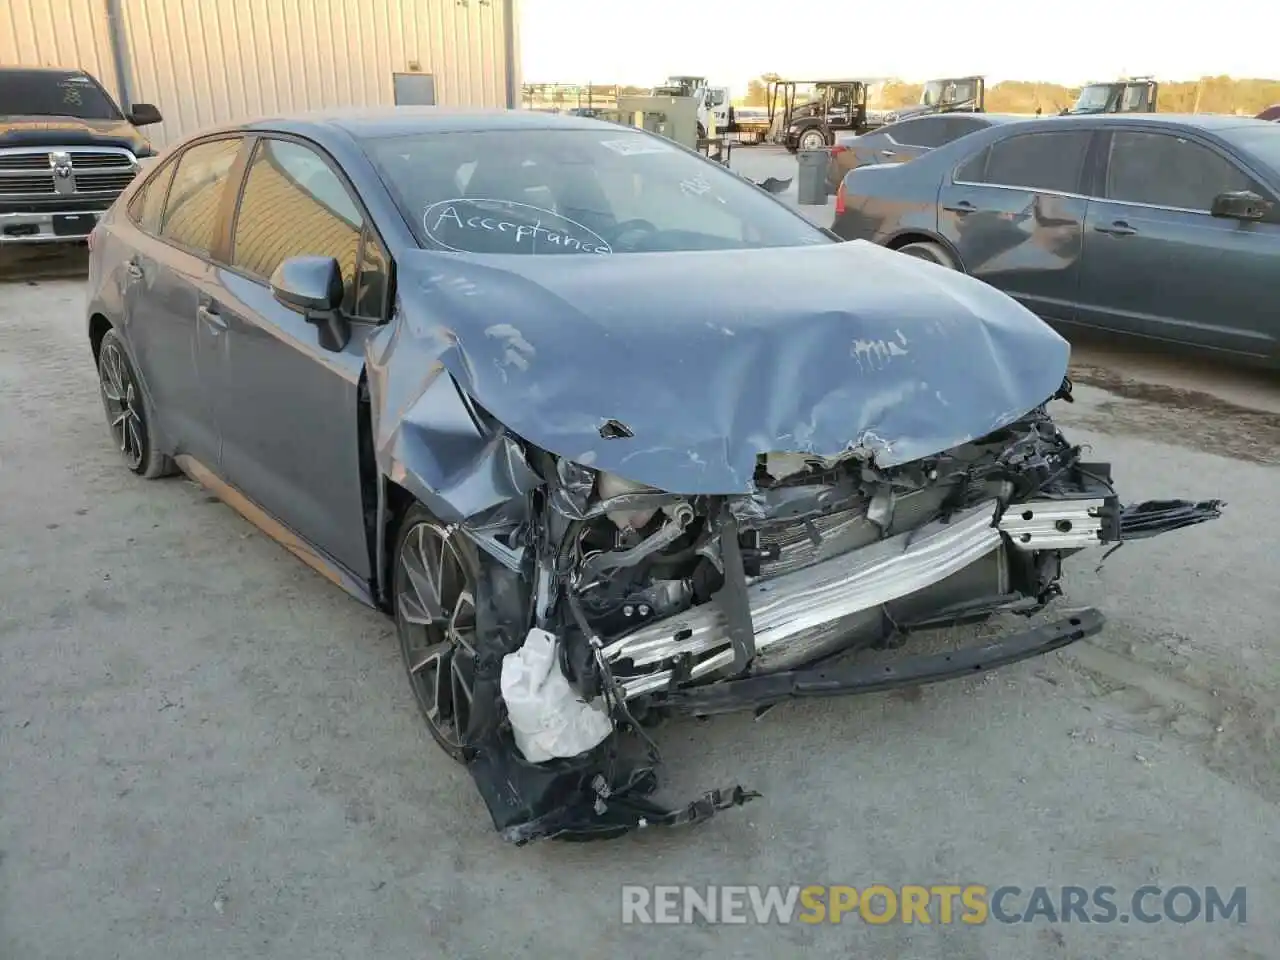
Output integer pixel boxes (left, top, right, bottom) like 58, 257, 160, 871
237, 107, 613, 140
1036, 112, 1268, 134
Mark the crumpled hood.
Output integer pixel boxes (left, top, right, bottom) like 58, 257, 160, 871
397, 241, 1070, 494
0, 116, 152, 155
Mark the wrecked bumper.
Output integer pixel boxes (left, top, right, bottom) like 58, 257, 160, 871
466, 608, 1103, 843
606, 496, 1103, 699
660, 607, 1105, 716
608, 499, 1009, 698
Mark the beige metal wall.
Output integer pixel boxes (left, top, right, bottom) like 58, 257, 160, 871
2, 0, 520, 147
0, 0, 121, 99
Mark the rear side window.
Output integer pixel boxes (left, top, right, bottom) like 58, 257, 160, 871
1105, 131, 1253, 210
955, 145, 989, 182
160, 137, 243, 255
967, 131, 1091, 193
943, 116, 987, 141
888, 118, 949, 148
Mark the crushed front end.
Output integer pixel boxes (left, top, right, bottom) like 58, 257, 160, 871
453, 382, 1222, 843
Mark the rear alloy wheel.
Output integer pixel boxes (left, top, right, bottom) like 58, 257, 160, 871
393, 507, 480, 762
96, 328, 172, 478
896, 241, 958, 270
799, 128, 828, 151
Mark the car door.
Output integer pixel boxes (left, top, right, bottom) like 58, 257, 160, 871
1076, 128, 1280, 357
124, 136, 243, 465
938, 128, 1094, 322
202, 135, 391, 582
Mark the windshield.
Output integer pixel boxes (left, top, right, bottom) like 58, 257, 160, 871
365, 128, 829, 255
1072, 84, 1115, 113
1224, 125, 1280, 178
0, 69, 122, 120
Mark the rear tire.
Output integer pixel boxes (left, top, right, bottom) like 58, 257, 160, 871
896, 241, 957, 270
96, 328, 175, 479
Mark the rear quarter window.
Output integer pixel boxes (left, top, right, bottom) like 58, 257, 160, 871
127, 157, 178, 235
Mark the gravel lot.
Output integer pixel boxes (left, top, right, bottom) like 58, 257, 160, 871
2, 159, 1278, 958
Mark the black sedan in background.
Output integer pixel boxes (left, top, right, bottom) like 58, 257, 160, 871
831, 114, 1280, 364
824, 113, 1019, 193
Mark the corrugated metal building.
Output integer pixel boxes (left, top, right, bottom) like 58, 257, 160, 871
1, 0, 521, 146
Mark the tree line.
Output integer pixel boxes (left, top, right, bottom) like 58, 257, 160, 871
741, 75, 1280, 115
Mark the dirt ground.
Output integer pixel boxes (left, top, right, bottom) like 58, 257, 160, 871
1, 206, 1277, 958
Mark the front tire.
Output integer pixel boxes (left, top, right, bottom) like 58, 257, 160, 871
96, 328, 173, 478
393, 504, 482, 763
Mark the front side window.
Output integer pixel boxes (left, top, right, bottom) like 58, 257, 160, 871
230, 138, 386, 318
973, 131, 1091, 193
950, 79, 979, 104
1106, 131, 1252, 210
1120, 85, 1149, 111
365, 128, 828, 256
160, 137, 243, 255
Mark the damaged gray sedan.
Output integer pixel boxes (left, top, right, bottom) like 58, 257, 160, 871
86, 108, 1222, 843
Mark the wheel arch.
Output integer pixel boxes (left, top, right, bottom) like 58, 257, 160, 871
88, 312, 113, 364
882, 230, 967, 272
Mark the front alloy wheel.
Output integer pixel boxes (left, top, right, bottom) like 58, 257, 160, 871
394, 509, 480, 762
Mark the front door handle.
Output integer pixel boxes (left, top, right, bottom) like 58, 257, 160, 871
1094, 220, 1137, 237
880, 149, 896, 157
943, 200, 977, 214
196, 303, 227, 332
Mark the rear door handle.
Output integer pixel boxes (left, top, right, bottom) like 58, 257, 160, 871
880, 149, 896, 157
1094, 220, 1137, 237
196, 303, 227, 332
943, 200, 977, 214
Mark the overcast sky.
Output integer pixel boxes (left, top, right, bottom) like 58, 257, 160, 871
520, 0, 1273, 90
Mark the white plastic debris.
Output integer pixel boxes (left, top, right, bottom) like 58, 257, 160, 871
500, 628, 613, 763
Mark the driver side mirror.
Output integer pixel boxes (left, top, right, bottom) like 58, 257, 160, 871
270, 255, 351, 351
127, 103, 163, 126
1210, 190, 1270, 221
